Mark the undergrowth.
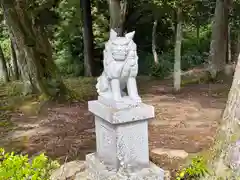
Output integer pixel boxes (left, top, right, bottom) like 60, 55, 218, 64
0, 148, 59, 180
176, 156, 209, 180
64, 77, 97, 101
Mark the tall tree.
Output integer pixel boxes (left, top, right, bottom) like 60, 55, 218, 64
174, 6, 183, 92
10, 35, 33, 94
80, 0, 95, 77
108, 0, 127, 36
152, 19, 159, 65
208, 0, 230, 79
201, 53, 240, 179
10, 38, 19, 80
1, 0, 67, 98
226, 25, 232, 63
0, 44, 9, 83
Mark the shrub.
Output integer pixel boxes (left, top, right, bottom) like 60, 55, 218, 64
148, 52, 174, 78
175, 156, 209, 180
138, 25, 210, 78
0, 148, 59, 180
54, 48, 84, 77
139, 48, 207, 78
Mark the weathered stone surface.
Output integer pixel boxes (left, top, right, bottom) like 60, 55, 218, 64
92, 102, 152, 170
74, 169, 172, 180
226, 140, 240, 176
151, 148, 189, 159
50, 161, 85, 180
96, 29, 141, 102
164, 170, 171, 180
75, 171, 88, 180
87, 92, 161, 179
98, 96, 140, 109
88, 100, 154, 124
85, 153, 164, 180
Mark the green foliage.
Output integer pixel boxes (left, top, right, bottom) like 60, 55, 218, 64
3, 82, 23, 97
0, 0, 235, 79
0, 15, 11, 62
141, 50, 205, 79
176, 156, 209, 180
64, 77, 97, 101
1, 39, 10, 61
30, 0, 216, 78
52, 0, 108, 76
0, 148, 59, 180
0, 120, 13, 128
139, 23, 210, 78
54, 48, 84, 76
52, 0, 83, 76
145, 52, 174, 78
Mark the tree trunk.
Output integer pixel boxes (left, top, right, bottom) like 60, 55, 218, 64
226, 25, 232, 64
11, 35, 36, 94
80, 0, 95, 77
208, 0, 230, 79
152, 19, 158, 65
234, 32, 240, 63
108, 0, 127, 36
174, 7, 182, 92
10, 38, 20, 80
1, 0, 67, 98
201, 53, 240, 179
196, 14, 200, 45
0, 44, 9, 83
7, 61, 13, 78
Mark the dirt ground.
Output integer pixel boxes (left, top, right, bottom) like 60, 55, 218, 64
0, 78, 230, 177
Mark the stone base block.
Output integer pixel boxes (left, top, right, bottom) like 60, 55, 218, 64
98, 96, 141, 109
86, 153, 164, 180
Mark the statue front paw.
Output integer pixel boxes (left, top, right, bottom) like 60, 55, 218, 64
113, 96, 123, 102
113, 92, 123, 102
131, 96, 142, 103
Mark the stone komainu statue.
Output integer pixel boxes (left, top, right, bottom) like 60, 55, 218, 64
96, 29, 141, 102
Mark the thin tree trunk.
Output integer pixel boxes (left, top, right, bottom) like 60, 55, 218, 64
80, 0, 95, 77
208, 0, 230, 79
11, 35, 36, 94
232, 32, 240, 63
119, 0, 127, 36
0, 44, 9, 83
10, 38, 19, 80
152, 19, 158, 65
227, 25, 232, 64
7, 61, 13, 78
233, 32, 240, 63
108, 0, 127, 36
174, 7, 182, 92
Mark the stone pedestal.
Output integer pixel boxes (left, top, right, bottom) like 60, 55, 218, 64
86, 153, 164, 180
86, 97, 164, 180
